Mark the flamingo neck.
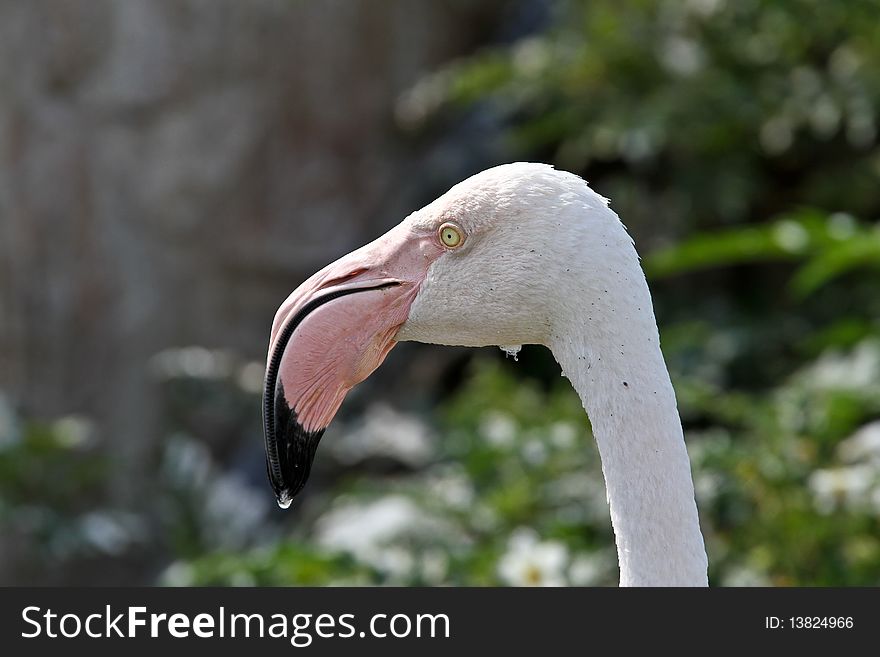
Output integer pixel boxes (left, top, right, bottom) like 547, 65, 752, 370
547, 235, 707, 586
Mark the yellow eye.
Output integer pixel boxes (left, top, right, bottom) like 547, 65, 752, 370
439, 222, 464, 248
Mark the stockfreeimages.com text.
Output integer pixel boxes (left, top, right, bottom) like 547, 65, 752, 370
21, 605, 450, 647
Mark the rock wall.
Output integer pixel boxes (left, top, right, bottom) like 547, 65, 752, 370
0, 0, 501, 498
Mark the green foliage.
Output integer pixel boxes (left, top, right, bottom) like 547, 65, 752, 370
0, 408, 146, 573
670, 334, 880, 585
164, 359, 619, 587
0, 416, 106, 509
168, 337, 880, 586
165, 544, 372, 587
646, 210, 880, 298
410, 0, 880, 228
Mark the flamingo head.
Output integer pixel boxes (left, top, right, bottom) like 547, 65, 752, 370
263, 162, 619, 507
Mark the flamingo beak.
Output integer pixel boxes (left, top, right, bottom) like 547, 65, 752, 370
263, 223, 442, 508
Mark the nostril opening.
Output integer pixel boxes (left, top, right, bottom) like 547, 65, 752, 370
321, 268, 369, 290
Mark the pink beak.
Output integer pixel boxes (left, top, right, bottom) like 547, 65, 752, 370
263, 222, 443, 507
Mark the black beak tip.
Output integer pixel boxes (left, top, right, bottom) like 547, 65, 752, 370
264, 385, 326, 510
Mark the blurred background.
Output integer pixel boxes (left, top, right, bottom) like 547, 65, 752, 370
2, 0, 880, 586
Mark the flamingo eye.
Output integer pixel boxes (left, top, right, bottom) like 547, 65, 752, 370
439, 222, 464, 248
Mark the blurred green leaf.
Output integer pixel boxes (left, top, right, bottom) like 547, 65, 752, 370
791, 227, 880, 296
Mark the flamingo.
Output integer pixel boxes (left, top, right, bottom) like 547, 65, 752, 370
262, 163, 708, 586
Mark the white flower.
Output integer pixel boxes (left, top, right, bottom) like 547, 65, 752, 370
773, 220, 810, 253
470, 503, 500, 532
53, 416, 96, 449
479, 411, 518, 448
79, 511, 146, 555
150, 346, 234, 380
801, 340, 880, 390
808, 464, 878, 513
568, 554, 607, 586
838, 421, 880, 464
549, 421, 577, 449
694, 472, 723, 505
203, 473, 269, 549
497, 528, 569, 587
659, 36, 704, 77
162, 435, 212, 490
316, 496, 427, 556
427, 467, 474, 510
370, 547, 416, 580
809, 94, 841, 139
521, 438, 547, 465
160, 561, 195, 586
236, 360, 265, 394
722, 565, 771, 587
229, 571, 257, 587
420, 550, 449, 584
829, 45, 861, 81
315, 495, 458, 581
685, 0, 724, 17
330, 404, 434, 468
760, 116, 794, 155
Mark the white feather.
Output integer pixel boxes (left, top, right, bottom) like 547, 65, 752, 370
398, 163, 708, 586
